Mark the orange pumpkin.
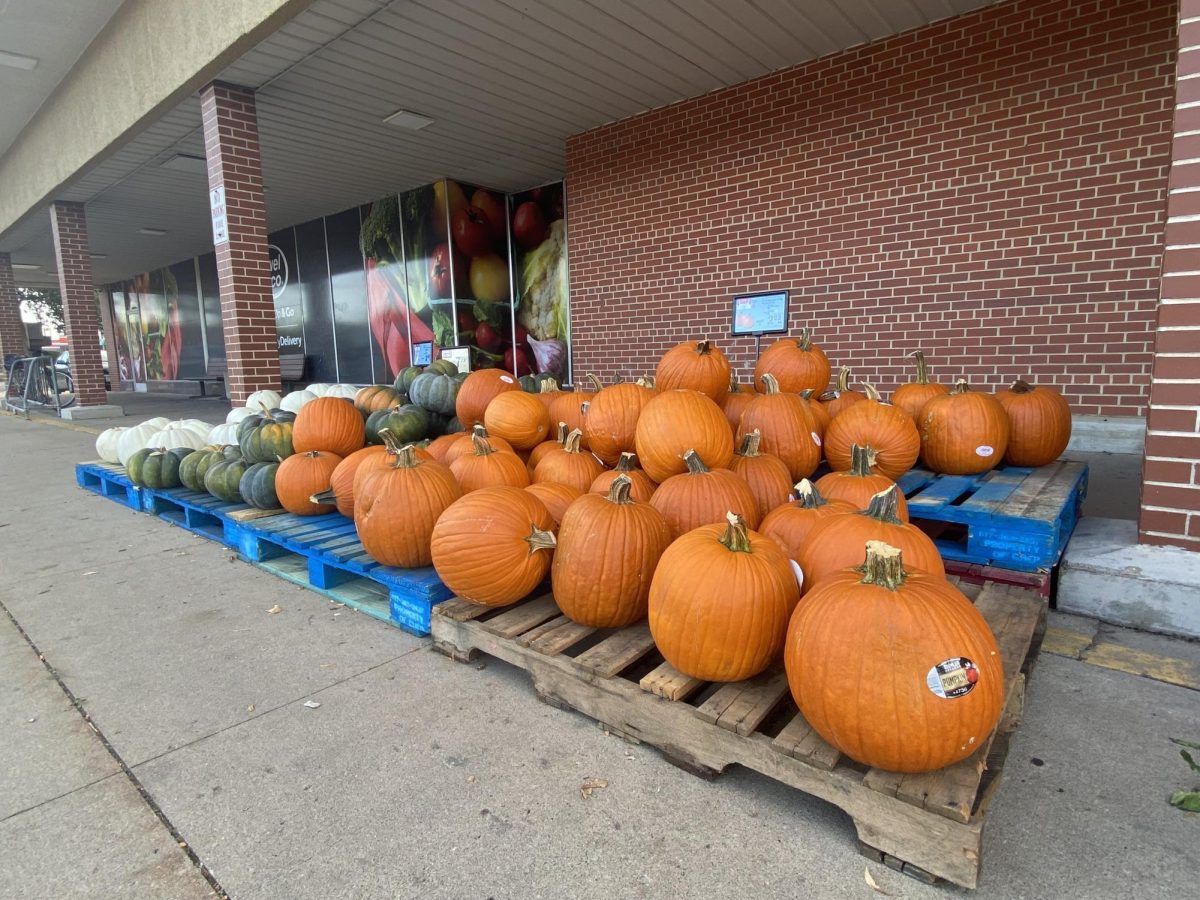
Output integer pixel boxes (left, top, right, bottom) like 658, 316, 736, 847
649, 449, 761, 540
311, 444, 386, 518
995, 379, 1071, 467
800, 389, 831, 438
534, 378, 562, 411
584, 380, 654, 465
815, 444, 908, 521
730, 430, 793, 521
785, 540, 1003, 773
293, 397, 366, 457
796, 485, 942, 592
547, 375, 600, 448
354, 384, 405, 416
820, 366, 866, 420
425, 433, 461, 461
823, 384, 920, 480
355, 445, 462, 568
655, 339, 732, 402
431, 486, 556, 607
589, 452, 656, 503
450, 432, 530, 492
753, 327, 830, 394
891, 350, 949, 421
918, 380, 1010, 475
348, 432, 434, 518
649, 513, 800, 682
444, 424, 515, 465
524, 481, 582, 530
483, 389, 551, 450
527, 422, 567, 476
275, 450, 341, 515
721, 373, 756, 433
455, 368, 521, 427
532, 428, 604, 492
737, 373, 821, 481
759, 478, 856, 560
553, 474, 672, 627
634, 389, 734, 483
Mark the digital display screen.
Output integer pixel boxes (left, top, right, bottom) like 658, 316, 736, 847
412, 341, 433, 366
731, 291, 789, 335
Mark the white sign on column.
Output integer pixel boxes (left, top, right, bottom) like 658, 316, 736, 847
210, 185, 228, 246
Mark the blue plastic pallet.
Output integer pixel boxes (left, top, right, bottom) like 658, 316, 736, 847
896, 460, 1088, 573
75, 461, 143, 511
225, 512, 453, 636
140, 486, 250, 543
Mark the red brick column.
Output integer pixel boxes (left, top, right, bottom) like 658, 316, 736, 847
200, 82, 279, 403
50, 202, 107, 407
1140, 1, 1200, 550
0, 252, 29, 362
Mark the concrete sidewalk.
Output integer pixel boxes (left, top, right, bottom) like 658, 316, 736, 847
0, 412, 1195, 899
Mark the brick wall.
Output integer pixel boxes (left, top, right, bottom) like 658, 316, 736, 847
200, 82, 279, 403
0, 252, 29, 361
565, 0, 1176, 417
1140, 0, 1200, 550
50, 202, 107, 407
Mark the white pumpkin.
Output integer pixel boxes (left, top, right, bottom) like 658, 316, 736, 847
207, 423, 240, 445
116, 422, 161, 466
176, 419, 215, 437
324, 384, 359, 400
226, 406, 255, 425
143, 416, 171, 429
96, 427, 127, 463
246, 389, 282, 411
147, 428, 208, 452
305, 383, 332, 397
279, 389, 316, 413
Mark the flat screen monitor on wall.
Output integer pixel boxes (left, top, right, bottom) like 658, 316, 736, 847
731, 290, 789, 336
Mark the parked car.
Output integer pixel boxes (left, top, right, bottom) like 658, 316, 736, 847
54, 349, 111, 390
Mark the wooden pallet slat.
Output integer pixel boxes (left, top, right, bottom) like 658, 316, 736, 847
479, 593, 559, 638
574, 625, 656, 678
640, 661, 706, 701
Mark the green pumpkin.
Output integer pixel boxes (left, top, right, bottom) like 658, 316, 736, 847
237, 408, 296, 441
519, 373, 559, 393
444, 416, 465, 434
425, 358, 459, 376
394, 366, 424, 394
239, 461, 280, 510
366, 404, 430, 444
205, 457, 249, 503
240, 414, 294, 463
127, 447, 191, 489
179, 446, 231, 491
408, 372, 460, 417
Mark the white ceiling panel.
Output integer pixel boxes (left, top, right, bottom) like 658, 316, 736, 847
3, 0, 1000, 286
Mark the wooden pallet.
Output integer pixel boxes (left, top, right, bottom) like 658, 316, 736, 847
896, 461, 1087, 573
431, 579, 1045, 889
226, 512, 453, 635
75, 461, 143, 511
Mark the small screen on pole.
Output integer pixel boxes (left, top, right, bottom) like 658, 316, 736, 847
412, 341, 433, 366
731, 291, 789, 336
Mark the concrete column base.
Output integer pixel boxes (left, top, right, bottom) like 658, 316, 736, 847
61, 404, 124, 420
1059, 517, 1200, 639
1066, 415, 1146, 455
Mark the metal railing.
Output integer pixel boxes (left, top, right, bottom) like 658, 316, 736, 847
3, 355, 75, 415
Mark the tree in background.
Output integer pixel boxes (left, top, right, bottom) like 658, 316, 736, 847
18, 287, 64, 333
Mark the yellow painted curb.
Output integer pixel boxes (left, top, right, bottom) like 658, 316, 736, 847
1042, 626, 1200, 691
1041, 627, 1091, 659
0, 410, 103, 435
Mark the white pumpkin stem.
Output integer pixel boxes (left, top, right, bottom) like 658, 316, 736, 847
857, 540, 906, 590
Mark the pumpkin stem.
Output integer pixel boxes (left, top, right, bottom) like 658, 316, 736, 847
682, 448, 710, 474
378, 428, 405, 454
388, 444, 421, 469
793, 478, 827, 509
555, 421, 568, 443
909, 350, 931, 385
605, 474, 634, 504
718, 512, 753, 553
259, 402, 273, 418
761, 372, 782, 395
309, 488, 336, 505
539, 379, 560, 394
728, 371, 740, 393
471, 423, 491, 439
638, 374, 657, 389
586, 373, 603, 392
1010, 379, 1034, 393
862, 383, 881, 403
563, 428, 584, 454
526, 525, 558, 554
800, 389, 814, 400
848, 444, 878, 477
615, 452, 636, 472
695, 340, 712, 355
835, 366, 850, 393
857, 540, 906, 591
862, 485, 904, 525
798, 327, 813, 351
470, 432, 496, 456
951, 379, 970, 395
737, 429, 763, 457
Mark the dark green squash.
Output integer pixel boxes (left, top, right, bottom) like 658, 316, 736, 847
408, 371, 460, 417
425, 358, 459, 376
237, 407, 296, 441
205, 457, 249, 503
366, 404, 430, 444
127, 447, 191, 489
394, 365, 424, 395
239, 461, 281, 510
178, 445, 236, 491
520, 373, 559, 393
240, 410, 294, 463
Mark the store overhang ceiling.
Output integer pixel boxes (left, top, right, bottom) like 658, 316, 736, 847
0, 0, 998, 288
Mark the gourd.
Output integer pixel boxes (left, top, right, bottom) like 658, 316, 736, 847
365, 404, 429, 445
292, 397, 365, 457
278, 389, 317, 413
406, 371, 460, 417
455, 368, 520, 427
759, 479, 855, 561
116, 421, 161, 466
95, 427, 127, 463
238, 410, 294, 463
245, 389, 282, 411
995, 379, 1071, 467
322, 383, 360, 400
310, 445, 387, 518
589, 452, 656, 503
444, 425, 515, 465
736, 374, 821, 481
204, 456, 250, 503
305, 383, 333, 397
785, 541, 1003, 772
720, 373, 755, 433
815, 444, 909, 520
276, 450, 341, 515
526, 422, 566, 476
753, 327, 830, 395
226, 407, 256, 425
649, 449, 761, 540
126, 447, 190, 489
891, 350, 948, 421
820, 366, 866, 420
431, 486, 557, 607
634, 389, 733, 484
655, 339, 731, 403
553, 475, 672, 627
524, 482, 582, 531
394, 366, 423, 395
355, 445, 461, 567
425, 433, 461, 461
239, 461, 281, 510
532, 428, 603, 493
800, 389, 831, 437
823, 384, 920, 480
146, 428, 208, 453
547, 378, 598, 448
449, 433, 530, 492
483, 390, 551, 450
354, 385, 405, 416
649, 513, 799, 682
584, 380, 655, 466
730, 429, 793, 520
918, 380, 1010, 475
425, 358, 459, 376
179, 446, 238, 492
206, 423, 240, 445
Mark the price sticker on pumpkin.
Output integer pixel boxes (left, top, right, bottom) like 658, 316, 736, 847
926, 657, 980, 699
975, 445, 995, 457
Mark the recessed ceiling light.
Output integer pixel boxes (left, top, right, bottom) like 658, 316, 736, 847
159, 153, 208, 174
138, 227, 168, 236
382, 109, 435, 131
0, 50, 38, 71
11, 263, 40, 270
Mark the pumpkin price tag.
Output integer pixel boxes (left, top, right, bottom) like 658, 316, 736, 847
926, 657, 980, 699
975, 445, 995, 457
